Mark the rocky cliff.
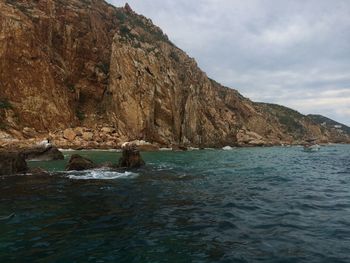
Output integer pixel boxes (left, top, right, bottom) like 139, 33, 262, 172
0, 0, 349, 148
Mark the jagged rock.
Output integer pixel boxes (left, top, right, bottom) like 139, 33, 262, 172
124, 3, 133, 13
0, 152, 28, 175
22, 145, 64, 161
118, 145, 145, 168
63, 129, 76, 141
66, 154, 96, 171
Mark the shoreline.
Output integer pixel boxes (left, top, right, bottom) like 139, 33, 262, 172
1, 138, 347, 154
1, 126, 349, 152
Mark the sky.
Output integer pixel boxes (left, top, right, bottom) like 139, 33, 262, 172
107, 0, 350, 126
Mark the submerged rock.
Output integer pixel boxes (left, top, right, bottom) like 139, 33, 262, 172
118, 145, 145, 168
28, 167, 50, 176
0, 152, 28, 175
66, 154, 96, 171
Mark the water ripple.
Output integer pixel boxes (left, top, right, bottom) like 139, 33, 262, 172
0, 145, 350, 262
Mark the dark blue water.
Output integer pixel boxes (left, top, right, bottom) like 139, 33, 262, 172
1, 145, 350, 262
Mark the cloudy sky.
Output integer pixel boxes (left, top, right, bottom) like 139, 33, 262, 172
107, 0, 350, 125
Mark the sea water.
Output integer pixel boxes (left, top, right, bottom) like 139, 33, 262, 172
0, 145, 350, 262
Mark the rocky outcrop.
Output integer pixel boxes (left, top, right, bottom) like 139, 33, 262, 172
118, 145, 145, 168
22, 145, 64, 161
66, 154, 96, 171
0, 152, 28, 175
0, 0, 349, 147
236, 129, 266, 146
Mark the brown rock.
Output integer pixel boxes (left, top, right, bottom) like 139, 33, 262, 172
22, 145, 64, 161
63, 129, 76, 141
66, 154, 96, 171
100, 127, 115, 134
22, 127, 37, 138
74, 127, 84, 136
0, 151, 28, 175
118, 145, 145, 168
82, 132, 94, 141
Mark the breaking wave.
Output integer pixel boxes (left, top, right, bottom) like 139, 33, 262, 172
66, 169, 138, 180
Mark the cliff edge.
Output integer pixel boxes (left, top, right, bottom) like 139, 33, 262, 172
0, 0, 349, 148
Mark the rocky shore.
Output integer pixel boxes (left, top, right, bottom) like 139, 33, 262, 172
1, 125, 335, 153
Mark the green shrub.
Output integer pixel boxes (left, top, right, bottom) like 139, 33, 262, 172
0, 123, 7, 130
0, 99, 12, 109
76, 109, 85, 121
67, 84, 75, 92
97, 62, 110, 75
120, 25, 131, 38
169, 51, 180, 62
115, 11, 127, 23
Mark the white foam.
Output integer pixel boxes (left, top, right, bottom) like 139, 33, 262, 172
188, 147, 200, 151
222, 146, 234, 150
59, 148, 76, 152
67, 170, 138, 180
60, 149, 122, 152
160, 148, 172, 151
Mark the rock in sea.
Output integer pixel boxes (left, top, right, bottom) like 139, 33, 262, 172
118, 145, 145, 168
66, 154, 96, 171
0, 152, 28, 175
23, 145, 64, 161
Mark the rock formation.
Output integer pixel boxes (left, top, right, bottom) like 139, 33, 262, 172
66, 154, 96, 171
118, 145, 145, 168
0, 151, 28, 175
0, 0, 349, 147
22, 145, 64, 161
66, 154, 97, 171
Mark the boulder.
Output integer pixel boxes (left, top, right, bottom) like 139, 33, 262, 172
0, 152, 28, 175
118, 145, 145, 168
22, 127, 37, 138
63, 128, 76, 141
66, 154, 96, 171
74, 127, 84, 136
237, 129, 266, 146
82, 132, 94, 141
100, 127, 115, 134
122, 140, 159, 151
23, 145, 64, 161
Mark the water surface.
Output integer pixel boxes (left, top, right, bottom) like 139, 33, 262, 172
1, 145, 350, 262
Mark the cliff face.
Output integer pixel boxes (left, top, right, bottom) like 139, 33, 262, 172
0, 0, 348, 147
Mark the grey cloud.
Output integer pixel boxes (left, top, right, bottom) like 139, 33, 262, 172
108, 0, 350, 125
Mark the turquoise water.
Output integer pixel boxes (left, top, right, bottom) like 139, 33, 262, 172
1, 145, 350, 262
